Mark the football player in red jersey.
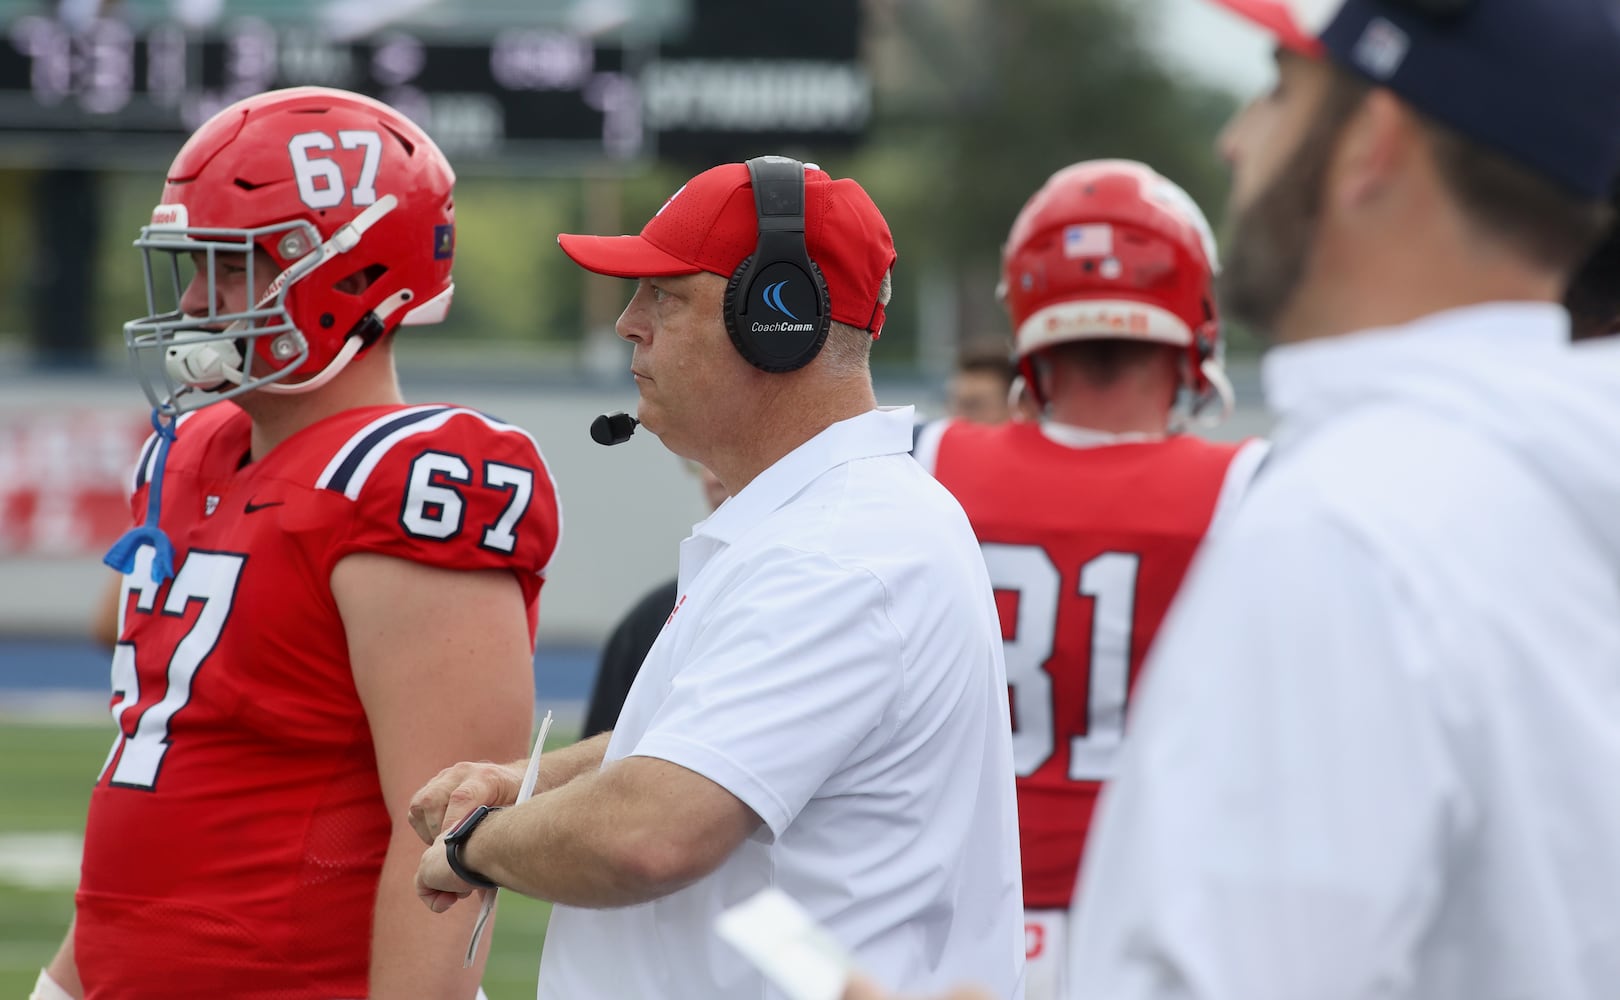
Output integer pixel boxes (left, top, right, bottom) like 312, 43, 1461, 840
913, 160, 1268, 1000
36, 87, 560, 1000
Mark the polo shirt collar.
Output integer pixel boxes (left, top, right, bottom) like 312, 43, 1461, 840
694, 406, 916, 546
1262, 301, 1568, 429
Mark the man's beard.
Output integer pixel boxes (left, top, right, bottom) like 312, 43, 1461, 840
1218, 180, 1319, 340
1217, 82, 1367, 343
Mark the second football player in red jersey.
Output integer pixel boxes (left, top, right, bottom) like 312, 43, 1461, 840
915, 160, 1267, 1000
37, 88, 560, 1000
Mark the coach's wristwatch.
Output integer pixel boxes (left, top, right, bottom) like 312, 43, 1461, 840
443, 805, 503, 889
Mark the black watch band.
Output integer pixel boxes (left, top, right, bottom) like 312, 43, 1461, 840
443, 804, 502, 889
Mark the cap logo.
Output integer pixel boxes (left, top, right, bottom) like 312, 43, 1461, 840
654, 183, 688, 217
762, 280, 800, 320
1353, 17, 1410, 79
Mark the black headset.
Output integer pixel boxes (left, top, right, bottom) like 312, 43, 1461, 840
723, 155, 832, 373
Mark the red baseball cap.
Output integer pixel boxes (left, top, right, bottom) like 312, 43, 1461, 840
1210, 0, 1327, 57
558, 161, 898, 335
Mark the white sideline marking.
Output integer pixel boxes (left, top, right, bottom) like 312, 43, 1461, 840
0, 833, 81, 889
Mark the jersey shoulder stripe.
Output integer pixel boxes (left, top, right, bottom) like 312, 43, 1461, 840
315, 405, 553, 504
315, 405, 453, 497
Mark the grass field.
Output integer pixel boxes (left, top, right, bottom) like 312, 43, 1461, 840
0, 719, 573, 998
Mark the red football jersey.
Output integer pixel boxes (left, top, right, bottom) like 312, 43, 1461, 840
920, 419, 1263, 909
76, 402, 560, 998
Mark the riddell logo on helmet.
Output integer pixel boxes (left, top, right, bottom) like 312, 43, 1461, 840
150, 204, 188, 228
1047, 309, 1150, 334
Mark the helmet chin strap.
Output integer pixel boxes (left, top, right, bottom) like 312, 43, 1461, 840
259, 286, 415, 395
257, 334, 363, 395
1194, 357, 1235, 429
165, 195, 400, 393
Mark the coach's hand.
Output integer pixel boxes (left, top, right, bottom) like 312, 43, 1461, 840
408, 760, 525, 845
415, 827, 482, 914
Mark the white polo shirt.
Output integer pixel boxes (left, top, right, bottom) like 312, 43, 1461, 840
538, 406, 1026, 1000
1068, 304, 1620, 1000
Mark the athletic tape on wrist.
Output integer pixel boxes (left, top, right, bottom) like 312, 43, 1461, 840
31, 969, 76, 1000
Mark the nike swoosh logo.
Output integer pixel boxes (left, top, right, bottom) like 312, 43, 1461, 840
243, 499, 285, 514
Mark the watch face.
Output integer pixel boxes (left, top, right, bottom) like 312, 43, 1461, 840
443, 803, 500, 890
448, 805, 488, 840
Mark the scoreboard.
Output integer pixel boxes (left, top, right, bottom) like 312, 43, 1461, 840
0, 0, 871, 171
1, 14, 643, 167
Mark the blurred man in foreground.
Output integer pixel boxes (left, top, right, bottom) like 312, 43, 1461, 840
854, 0, 1620, 997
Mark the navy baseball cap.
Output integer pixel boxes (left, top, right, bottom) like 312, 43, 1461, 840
1212, 0, 1620, 199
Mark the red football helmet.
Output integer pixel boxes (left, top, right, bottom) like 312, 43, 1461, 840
125, 86, 456, 414
999, 159, 1231, 423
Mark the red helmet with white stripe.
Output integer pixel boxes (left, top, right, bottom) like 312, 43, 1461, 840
125, 86, 457, 415
999, 159, 1231, 421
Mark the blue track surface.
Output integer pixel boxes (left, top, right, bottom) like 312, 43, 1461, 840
0, 637, 600, 712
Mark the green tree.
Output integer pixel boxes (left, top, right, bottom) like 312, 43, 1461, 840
850, 0, 1244, 364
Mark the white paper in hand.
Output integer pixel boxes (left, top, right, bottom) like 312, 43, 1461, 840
463, 709, 553, 968
716, 887, 854, 1000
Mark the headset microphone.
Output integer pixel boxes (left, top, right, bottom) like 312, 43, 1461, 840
590, 411, 639, 446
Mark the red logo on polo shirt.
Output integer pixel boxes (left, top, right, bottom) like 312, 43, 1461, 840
1025, 921, 1045, 959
